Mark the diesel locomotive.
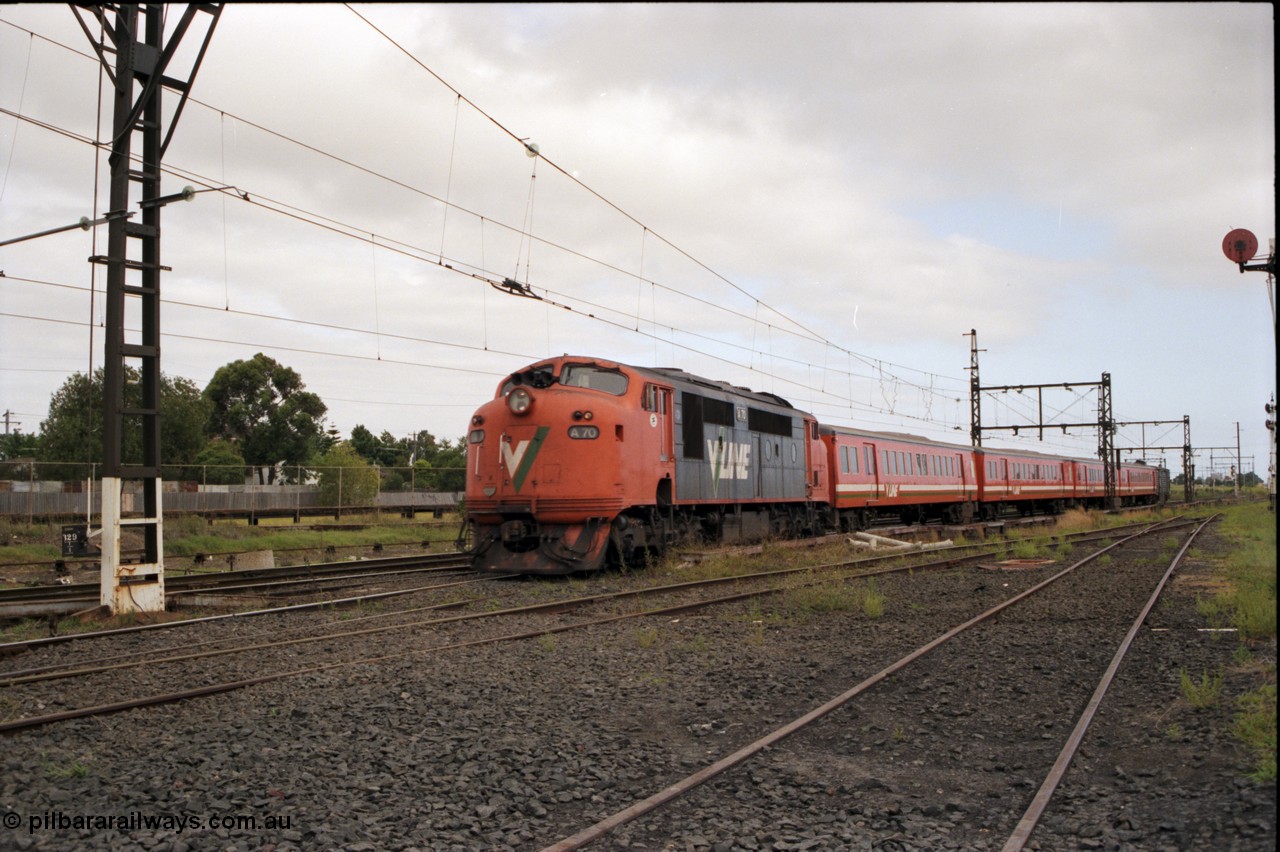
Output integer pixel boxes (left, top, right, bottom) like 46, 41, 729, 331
460, 355, 1166, 574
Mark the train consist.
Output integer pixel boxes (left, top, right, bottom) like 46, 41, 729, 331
461, 356, 1167, 574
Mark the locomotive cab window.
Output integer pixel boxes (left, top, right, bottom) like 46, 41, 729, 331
560, 365, 628, 395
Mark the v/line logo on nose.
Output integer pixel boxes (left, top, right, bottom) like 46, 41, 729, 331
501, 427, 550, 491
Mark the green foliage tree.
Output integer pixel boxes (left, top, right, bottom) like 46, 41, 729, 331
191, 439, 248, 485
0, 430, 41, 479
38, 367, 212, 480
0, 430, 40, 461
313, 442, 379, 507
349, 425, 381, 464
203, 353, 328, 484
161, 376, 214, 479
410, 431, 466, 491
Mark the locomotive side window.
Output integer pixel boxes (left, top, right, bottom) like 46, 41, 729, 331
680, 393, 733, 460
681, 393, 704, 459
703, 397, 735, 426
642, 384, 669, 413
747, 407, 792, 437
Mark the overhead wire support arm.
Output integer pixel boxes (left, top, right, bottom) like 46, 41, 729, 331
0, 210, 133, 248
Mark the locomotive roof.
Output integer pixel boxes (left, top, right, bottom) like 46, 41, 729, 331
520, 355, 802, 413
640, 366, 798, 411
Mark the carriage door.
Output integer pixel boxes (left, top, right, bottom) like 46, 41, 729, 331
864, 442, 879, 498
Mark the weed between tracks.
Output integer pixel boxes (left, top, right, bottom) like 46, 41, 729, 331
1180, 667, 1225, 708
1185, 502, 1276, 782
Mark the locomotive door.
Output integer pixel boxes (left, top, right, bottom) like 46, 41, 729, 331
656, 387, 672, 462
643, 384, 673, 463
752, 434, 763, 498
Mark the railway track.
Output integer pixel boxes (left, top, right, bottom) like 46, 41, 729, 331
0, 551, 470, 620
2, 510, 1268, 851
538, 516, 1217, 850
0, 515, 1192, 732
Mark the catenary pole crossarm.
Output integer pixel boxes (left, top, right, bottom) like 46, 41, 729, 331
966, 331, 1120, 507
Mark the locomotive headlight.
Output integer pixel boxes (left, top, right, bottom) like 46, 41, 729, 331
568, 425, 599, 439
507, 387, 534, 415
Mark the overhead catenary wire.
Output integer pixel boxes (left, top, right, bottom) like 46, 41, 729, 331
1, 14, 1015, 440
0, 107, 966, 432
0, 18, 967, 405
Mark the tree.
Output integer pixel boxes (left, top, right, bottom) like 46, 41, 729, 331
38, 367, 212, 480
0, 430, 41, 479
203, 353, 328, 484
313, 442, 379, 507
162, 376, 215, 479
0, 430, 40, 462
410, 431, 467, 491
192, 439, 248, 485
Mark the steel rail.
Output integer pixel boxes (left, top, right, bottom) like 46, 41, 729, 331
0, 554, 470, 619
0, 578, 870, 734
0, 551, 466, 602
1001, 513, 1218, 851
0, 571, 484, 657
539, 519, 1185, 851
1, 515, 1195, 678
0, 515, 1197, 732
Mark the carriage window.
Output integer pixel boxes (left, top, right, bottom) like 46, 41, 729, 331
841, 446, 850, 474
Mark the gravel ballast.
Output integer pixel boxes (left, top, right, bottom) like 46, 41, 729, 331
1, 522, 1274, 851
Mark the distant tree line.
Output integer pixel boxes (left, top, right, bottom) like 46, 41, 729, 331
1172, 471, 1264, 487
0, 352, 466, 492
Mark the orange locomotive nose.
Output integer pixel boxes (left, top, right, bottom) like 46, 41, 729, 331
463, 360, 637, 573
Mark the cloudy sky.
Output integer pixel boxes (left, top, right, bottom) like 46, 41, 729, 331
0, 3, 1274, 479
